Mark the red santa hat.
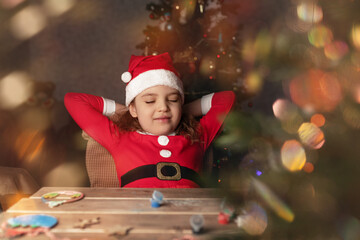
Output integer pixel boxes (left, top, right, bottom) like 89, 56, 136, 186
121, 52, 184, 106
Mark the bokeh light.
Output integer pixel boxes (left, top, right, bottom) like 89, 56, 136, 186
311, 113, 325, 127
236, 201, 268, 235
0, 71, 34, 110
354, 85, 360, 104
10, 5, 47, 40
242, 31, 272, 63
298, 122, 325, 149
308, 25, 333, 48
286, 6, 313, 33
252, 177, 295, 222
14, 129, 45, 163
342, 105, 360, 129
272, 99, 298, 121
303, 162, 314, 173
199, 56, 216, 77
324, 41, 349, 61
254, 30, 272, 60
289, 69, 343, 112
351, 24, 360, 50
281, 140, 306, 171
43, 0, 75, 17
242, 39, 256, 63
272, 98, 305, 134
297, 2, 323, 23
244, 71, 263, 94
177, 0, 196, 25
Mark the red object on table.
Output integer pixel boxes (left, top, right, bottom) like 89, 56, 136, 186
218, 212, 229, 225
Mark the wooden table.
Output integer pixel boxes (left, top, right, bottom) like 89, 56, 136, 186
0, 187, 242, 239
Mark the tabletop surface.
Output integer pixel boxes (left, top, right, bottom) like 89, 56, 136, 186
0, 187, 243, 239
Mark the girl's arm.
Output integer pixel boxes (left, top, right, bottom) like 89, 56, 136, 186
198, 91, 235, 150
64, 93, 119, 149
183, 98, 202, 117
183, 93, 216, 117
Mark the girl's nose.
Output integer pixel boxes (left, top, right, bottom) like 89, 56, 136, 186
157, 100, 169, 112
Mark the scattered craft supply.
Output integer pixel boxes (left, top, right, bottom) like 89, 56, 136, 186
220, 198, 236, 220
41, 190, 84, 208
1, 214, 58, 238
150, 190, 164, 208
218, 198, 236, 225
107, 225, 133, 238
74, 217, 100, 229
189, 214, 204, 234
218, 212, 230, 225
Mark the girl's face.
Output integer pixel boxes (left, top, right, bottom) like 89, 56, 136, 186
129, 85, 182, 135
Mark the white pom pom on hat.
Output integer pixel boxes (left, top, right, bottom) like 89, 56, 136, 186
122, 53, 184, 106
121, 71, 132, 83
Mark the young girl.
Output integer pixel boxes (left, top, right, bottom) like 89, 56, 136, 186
65, 53, 235, 188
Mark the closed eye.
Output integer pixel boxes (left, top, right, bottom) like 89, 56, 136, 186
168, 94, 180, 102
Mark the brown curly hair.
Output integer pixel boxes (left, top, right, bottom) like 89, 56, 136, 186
112, 110, 201, 143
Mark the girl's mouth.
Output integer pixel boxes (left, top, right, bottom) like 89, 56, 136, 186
155, 117, 170, 122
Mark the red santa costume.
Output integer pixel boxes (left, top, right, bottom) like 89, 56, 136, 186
65, 53, 235, 188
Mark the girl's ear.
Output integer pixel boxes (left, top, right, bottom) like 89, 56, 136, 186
128, 103, 138, 118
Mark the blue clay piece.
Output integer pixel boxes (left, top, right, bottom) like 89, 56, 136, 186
7, 214, 58, 228
150, 198, 161, 208
152, 190, 163, 203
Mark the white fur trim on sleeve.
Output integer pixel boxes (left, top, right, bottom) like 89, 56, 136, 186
201, 93, 214, 115
102, 97, 116, 117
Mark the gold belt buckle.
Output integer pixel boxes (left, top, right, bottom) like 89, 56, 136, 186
156, 162, 181, 181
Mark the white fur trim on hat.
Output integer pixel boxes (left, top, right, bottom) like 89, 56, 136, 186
121, 72, 132, 83
125, 69, 184, 106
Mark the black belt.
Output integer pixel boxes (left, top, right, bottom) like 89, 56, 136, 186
120, 162, 203, 187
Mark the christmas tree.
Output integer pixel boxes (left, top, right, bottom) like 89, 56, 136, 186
136, 0, 249, 101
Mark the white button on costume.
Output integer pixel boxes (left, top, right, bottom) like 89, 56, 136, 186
157, 136, 170, 146
159, 149, 172, 158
